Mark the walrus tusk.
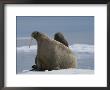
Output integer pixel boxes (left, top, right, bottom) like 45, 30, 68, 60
29, 37, 33, 48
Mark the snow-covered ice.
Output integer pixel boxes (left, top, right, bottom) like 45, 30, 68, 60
21, 68, 94, 74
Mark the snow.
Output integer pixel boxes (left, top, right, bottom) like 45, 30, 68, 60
20, 68, 94, 74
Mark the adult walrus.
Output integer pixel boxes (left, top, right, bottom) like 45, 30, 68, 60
31, 31, 77, 71
31, 32, 69, 71
31, 32, 69, 70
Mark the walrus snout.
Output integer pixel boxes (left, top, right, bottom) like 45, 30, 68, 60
29, 31, 39, 48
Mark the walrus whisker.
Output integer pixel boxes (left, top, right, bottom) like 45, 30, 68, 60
29, 37, 33, 48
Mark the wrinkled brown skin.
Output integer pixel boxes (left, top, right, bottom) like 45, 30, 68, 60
31, 31, 77, 71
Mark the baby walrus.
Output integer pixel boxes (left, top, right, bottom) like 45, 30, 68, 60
31, 31, 77, 71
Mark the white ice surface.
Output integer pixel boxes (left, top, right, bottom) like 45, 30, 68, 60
21, 68, 94, 74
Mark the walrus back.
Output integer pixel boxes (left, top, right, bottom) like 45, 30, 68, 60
36, 35, 77, 70
50, 39, 77, 69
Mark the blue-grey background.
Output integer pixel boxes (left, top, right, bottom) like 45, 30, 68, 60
16, 16, 94, 74
17, 16, 94, 45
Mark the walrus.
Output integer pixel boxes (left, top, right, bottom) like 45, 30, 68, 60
30, 31, 77, 71
54, 32, 69, 47
31, 32, 69, 71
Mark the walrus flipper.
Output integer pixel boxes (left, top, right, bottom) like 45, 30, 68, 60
31, 64, 45, 71
31, 56, 46, 71
31, 55, 38, 71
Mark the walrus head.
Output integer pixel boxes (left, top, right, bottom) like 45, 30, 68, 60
29, 31, 48, 48
31, 31, 48, 40
31, 31, 41, 40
